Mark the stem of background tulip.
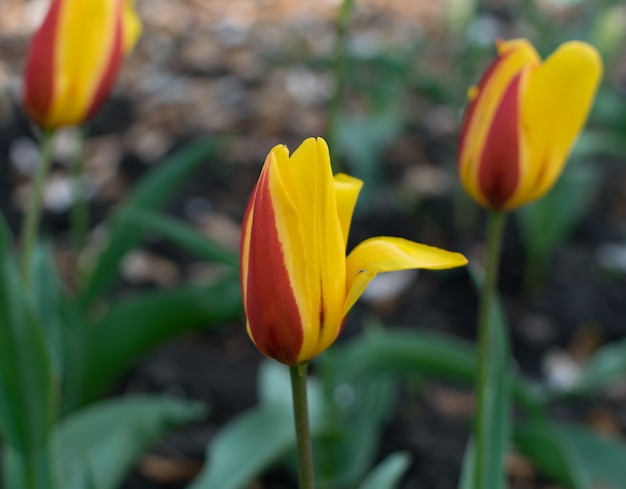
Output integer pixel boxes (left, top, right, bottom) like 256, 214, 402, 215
70, 126, 88, 256
473, 210, 506, 489
289, 363, 316, 489
19, 129, 54, 283
7, 445, 57, 489
327, 0, 356, 172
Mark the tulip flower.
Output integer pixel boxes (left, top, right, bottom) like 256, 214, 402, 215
23, 0, 141, 129
458, 39, 602, 211
241, 137, 467, 366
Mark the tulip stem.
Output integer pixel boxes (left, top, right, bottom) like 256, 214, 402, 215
328, 0, 356, 171
474, 210, 506, 489
20, 129, 54, 283
70, 126, 88, 257
289, 363, 316, 489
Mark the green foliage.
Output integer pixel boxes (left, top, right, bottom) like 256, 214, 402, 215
189, 362, 327, 489
0, 218, 54, 454
80, 140, 218, 307
115, 207, 239, 269
516, 421, 626, 489
55, 395, 205, 489
82, 276, 242, 402
0, 138, 243, 488
358, 452, 411, 489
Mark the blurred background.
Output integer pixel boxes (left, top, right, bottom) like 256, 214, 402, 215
1, 0, 626, 488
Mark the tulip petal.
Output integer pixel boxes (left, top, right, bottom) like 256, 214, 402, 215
23, 0, 61, 123
242, 153, 307, 365
477, 70, 526, 209
343, 237, 468, 316
47, 0, 123, 126
334, 173, 363, 249
511, 41, 603, 207
272, 138, 346, 362
122, 0, 142, 54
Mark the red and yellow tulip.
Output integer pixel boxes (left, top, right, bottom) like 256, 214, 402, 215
458, 39, 602, 211
240, 138, 467, 366
23, 0, 141, 129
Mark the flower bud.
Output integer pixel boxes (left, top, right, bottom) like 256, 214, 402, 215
458, 39, 602, 211
23, 0, 141, 129
241, 137, 468, 365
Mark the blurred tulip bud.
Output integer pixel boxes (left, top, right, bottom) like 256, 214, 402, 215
23, 0, 141, 129
458, 39, 602, 211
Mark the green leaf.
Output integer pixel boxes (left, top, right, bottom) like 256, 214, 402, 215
30, 245, 86, 414
80, 140, 217, 307
3, 443, 57, 489
332, 327, 544, 413
468, 264, 512, 489
313, 332, 399, 488
334, 328, 476, 385
56, 395, 205, 489
515, 421, 626, 489
358, 452, 411, 489
514, 422, 573, 487
0, 216, 55, 453
189, 361, 327, 489
317, 374, 396, 488
458, 438, 475, 489
115, 207, 239, 268
188, 407, 297, 489
82, 276, 242, 401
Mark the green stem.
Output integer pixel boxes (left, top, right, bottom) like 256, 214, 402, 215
3, 444, 57, 489
20, 129, 54, 283
70, 126, 88, 255
473, 210, 506, 489
328, 0, 356, 171
289, 363, 315, 489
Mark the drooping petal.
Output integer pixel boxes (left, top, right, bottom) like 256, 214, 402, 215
274, 138, 346, 363
242, 153, 306, 365
509, 41, 603, 208
343, 237, 468, 317
334, 173, 363, 249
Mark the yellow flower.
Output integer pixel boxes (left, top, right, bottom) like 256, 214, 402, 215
458, 39, 602, 211
23, 0, 141, 129
240, 138, 467, 365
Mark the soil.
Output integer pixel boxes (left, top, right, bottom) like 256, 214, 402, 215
1, 1, 626, 489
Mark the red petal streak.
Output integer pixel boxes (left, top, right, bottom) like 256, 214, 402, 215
85, 6, 124, 119
23, 0, 62, 125
457, 49, 514, 165
244, 164, 304, 365
477, 72, 523, 209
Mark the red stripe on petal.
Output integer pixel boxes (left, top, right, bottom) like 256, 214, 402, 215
84, 4, 124, 120
477, 72, 523, 209
457, 50, 514, 165
244, 162, 304, 365
23, 0, 62, 126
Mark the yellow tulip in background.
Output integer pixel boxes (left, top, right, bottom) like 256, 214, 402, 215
240, 137, 468, 366
23, 0, 141, 129
458, 39, 603, 211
